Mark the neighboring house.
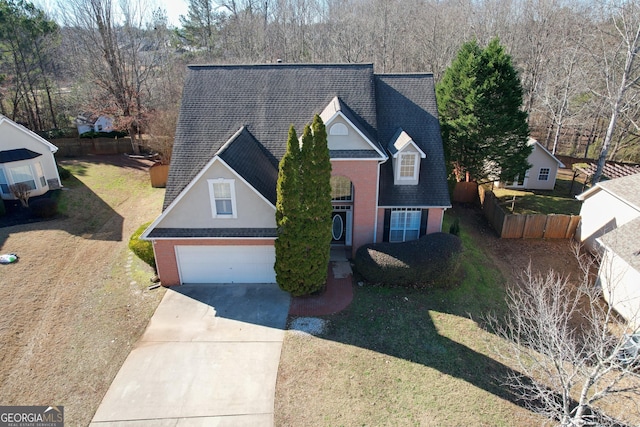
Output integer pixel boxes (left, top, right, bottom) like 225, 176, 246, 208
501, 138, 565, 190
142, 64, 451, 285
575, 173, 640, 251
0, 115, 62, 200
597, 218, 640, 329
75, 113, 114, 135
576, 174, 640, 328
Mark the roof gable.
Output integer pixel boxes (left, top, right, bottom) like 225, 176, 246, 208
577, 174, 640, 211
529, 138, 564, 167
388, 128, 426, 158
0, 115, 58, 154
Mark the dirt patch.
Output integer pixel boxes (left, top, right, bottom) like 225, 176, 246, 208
451, 203, 584, 285
0, 155, 165, 425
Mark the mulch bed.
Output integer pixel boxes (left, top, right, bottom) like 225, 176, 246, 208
0, 192, 62, 228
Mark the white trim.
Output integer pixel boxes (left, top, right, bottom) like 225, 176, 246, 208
390, 129, 426, 159
216, 126, 246, 156
378, 205, 452, 209
396, 152, 419, 181
208, 178, 237, 218
330, 157, 383, 161
0, 114, 59, 153
389, 209, 422, 242
149, 236, 275, 240
141, 155, 276, 240
321, 97, 388, 159
530, 138, 564, 167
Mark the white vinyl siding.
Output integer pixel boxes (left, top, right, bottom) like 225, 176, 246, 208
390, 209, 421, 242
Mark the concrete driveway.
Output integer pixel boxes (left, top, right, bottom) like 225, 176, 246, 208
90, 283, 290, 426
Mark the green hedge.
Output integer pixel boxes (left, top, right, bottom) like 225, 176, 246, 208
30, 198, 58, 218
354, 232, 463, 289
129, 222, 155, 270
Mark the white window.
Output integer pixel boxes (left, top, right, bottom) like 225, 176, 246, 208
0, 168, 9, 194
538, 168, 550, 181
10, 165, 36, 190
34, 162, 46, 187
208, 179, 237, 218
389, 209, 421, 242
330, 123, 348, 136
398, 153, 418, 180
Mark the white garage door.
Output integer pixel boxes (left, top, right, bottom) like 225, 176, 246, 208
176, 245, 276, 284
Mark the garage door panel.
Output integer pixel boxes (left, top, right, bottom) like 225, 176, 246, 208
176, 245, 276, 284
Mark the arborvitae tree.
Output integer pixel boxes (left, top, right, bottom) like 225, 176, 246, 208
274, 126, 304, 293
437, 38, 531, 183
303, 114, 332, 291
275, 117, 332, 296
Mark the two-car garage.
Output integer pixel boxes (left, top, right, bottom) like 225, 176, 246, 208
175, 245, 276, 284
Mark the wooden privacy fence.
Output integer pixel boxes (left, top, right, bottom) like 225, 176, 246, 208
480, 189, 580, 239
53, 137, 133, 157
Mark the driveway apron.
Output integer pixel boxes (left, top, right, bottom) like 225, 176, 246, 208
90, 283, 290, 426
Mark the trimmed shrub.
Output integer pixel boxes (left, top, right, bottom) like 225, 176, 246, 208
57, 164, 71, 180
354, 232, 463, 289
129, 222, 155, 270
449, 218, 460, 236
0, 199, 5, 216
30, 198, 58, 218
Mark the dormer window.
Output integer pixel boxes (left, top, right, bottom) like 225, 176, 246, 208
398, 153, 418, 180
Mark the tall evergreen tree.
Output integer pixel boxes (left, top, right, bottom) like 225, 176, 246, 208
304, 115, 332, 290
437, 38, 531, 183
275, 117, 332, 296
274, 126, 304, 292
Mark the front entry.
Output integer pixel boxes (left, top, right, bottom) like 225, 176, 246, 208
331, 206, 352, 246
332, 212, 346, 243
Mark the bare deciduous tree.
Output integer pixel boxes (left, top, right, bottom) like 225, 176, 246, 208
489, 246, 640, 426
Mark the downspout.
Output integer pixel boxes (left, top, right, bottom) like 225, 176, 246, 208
373, 156, 389, 243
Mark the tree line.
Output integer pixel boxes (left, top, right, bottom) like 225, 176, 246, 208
1, 0, 638, 165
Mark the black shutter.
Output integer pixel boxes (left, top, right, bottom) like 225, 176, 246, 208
420, 209, 429, 237
383, 209, 391, 242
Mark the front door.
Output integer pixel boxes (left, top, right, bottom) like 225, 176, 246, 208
331, 211, 346, 244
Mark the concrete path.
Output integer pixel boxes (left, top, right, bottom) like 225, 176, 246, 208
90, 283, 290, 426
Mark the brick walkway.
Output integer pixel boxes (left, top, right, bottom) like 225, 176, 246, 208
288, 261, 354, 316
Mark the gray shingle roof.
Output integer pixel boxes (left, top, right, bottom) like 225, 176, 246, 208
598, 217, 640, 271
164, 64, 451, 211
375, 74, 451, 207
597, 174, 640, 211
0, 148, 42, 164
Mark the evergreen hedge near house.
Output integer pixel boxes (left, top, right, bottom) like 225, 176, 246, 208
354, 232, 463, 289
275, 116, 332, 296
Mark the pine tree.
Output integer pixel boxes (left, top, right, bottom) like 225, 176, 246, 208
437, 38, 531, 183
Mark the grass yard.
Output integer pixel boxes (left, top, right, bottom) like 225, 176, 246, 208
492, 169, 583, 215
0, 155, 165, 426
275, 207, 548, 426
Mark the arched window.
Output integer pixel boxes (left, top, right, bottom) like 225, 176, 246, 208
331, 176, 352, 201
330, 123, 348, 136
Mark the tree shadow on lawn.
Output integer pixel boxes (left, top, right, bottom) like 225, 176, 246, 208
0, 174, 124, 249
317, 283, 631, 425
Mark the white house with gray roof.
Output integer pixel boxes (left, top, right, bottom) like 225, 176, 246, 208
576, 174, 640, 328
142, 63, 451, 286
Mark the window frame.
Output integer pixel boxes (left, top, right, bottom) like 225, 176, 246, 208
208, 178, 237, 219
538, 168, 550, 181
9, 164, 37, 191
389, 208, 421, 242
331, 176, 353, 201
397, 152, 419, 181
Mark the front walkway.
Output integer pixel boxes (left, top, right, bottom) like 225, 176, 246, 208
288, 247, 354, 316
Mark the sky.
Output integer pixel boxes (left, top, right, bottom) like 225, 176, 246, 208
33, 0, 190, 28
